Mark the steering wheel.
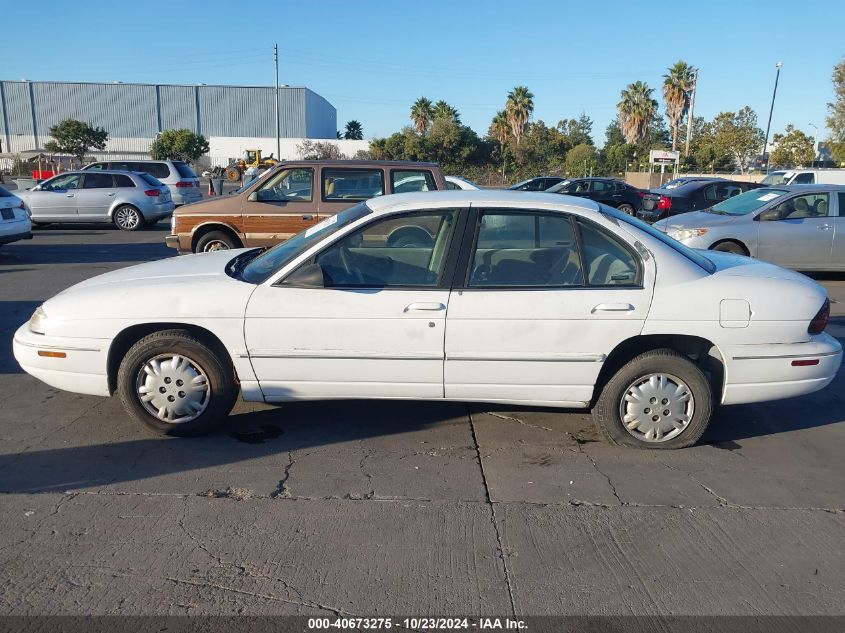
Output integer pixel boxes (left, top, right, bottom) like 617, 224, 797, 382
339, 246, 365, 285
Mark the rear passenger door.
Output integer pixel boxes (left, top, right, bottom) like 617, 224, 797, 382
444, 209, 654, 405
76, 173, 117, 219
243, 167, 317, 245
589, 179, 615, 205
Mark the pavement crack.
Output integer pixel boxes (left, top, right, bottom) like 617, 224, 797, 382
271, 451, 295, 499
468, 408, 517, 617
483, 411, 554, 432
571, 434, 623, 506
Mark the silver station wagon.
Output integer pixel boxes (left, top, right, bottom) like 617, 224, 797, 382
654, 184, 845, 271
17, 170, 175, 231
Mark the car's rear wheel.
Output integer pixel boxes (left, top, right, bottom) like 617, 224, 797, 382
113, 205, 143, 231
711, 241, 746, 255
196, 230, 240, 253
592, 349, 712, 449
117, 329, 238, 436
617, 203, 635, 215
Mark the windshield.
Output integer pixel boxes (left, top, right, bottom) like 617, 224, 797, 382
599, 204, 716, 274
708, 188, 787, 216
238, 202, 373, 284
760, 171, 792, 185
546, 180, 571, 193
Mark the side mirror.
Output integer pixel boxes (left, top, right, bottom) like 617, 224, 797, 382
281, 263, 326, 288
247, 192, 258, 202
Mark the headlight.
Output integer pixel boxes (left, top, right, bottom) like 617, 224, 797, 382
28, 306, 48, 334
668, 228, 709, 241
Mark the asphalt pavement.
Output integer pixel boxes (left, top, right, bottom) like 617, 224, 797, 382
1, 224, 844, 619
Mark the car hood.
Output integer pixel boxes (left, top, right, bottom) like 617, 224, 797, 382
174, 194, 240, 214
655, 211, 743, 232
45, 249, 256, 321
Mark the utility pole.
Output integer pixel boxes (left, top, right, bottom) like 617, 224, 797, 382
274, 44, 280, 160
762, 62, 783, 173
684, 68, 698, 159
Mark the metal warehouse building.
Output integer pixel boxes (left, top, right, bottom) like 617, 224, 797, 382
0, 80, 358, 164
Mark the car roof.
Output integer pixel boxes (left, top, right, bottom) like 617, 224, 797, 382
365, 189, 600, 214
776, 183, 845, 192
282, 159, 440, 168
60, 170, 145, 176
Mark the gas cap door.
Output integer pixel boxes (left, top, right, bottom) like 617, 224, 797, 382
720, 299, 751, 328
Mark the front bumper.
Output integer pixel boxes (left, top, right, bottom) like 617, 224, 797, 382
12, 324, 110, 397
722, 333, 842, 405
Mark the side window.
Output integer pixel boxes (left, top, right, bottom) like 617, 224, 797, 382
793, 173, 815, 184
114, 174, 135, 188
771, 193, 830, 220
702, 184, 719, 201
314, 211, 457, 288
839, 193, 845, 217
572, 181, 589, 193
591, 180, 609, 193
111, 162, 131, 172
87, 163, 107, 171
469, 212, 583, 287
446, 180, 460, 190
577, 220, 640, 286
391, 170, 435, 193
255, 168, 314, 202
323, 169, 384, 201
41, 174, 80, 191
82, 173, 114, 189
139, 162, 171, 179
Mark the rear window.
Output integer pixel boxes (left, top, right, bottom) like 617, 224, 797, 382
173, 161, 196, 178
139, 173, 163, 187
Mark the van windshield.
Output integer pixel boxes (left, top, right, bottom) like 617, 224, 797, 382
761, 171, 792, 185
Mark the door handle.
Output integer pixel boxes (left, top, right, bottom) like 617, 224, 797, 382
819, 224, 833, 231
107, 192, 115, 197
66, 193, 74, 197
592, 303, 635, 313
404, 302, 446, 312
302, 214, 314, 221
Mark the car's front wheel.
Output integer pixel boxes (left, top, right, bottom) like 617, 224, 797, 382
117, 329, 238, 436
592, 349, 712, 449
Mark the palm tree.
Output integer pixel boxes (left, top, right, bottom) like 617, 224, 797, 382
662, 61, 696, 151
489, 110, 511, 183
506, 86, 534, 144
344, 120, 363, 140
433, 100, 460, 123
617, 81, 658, 145
410, 97, 434, 135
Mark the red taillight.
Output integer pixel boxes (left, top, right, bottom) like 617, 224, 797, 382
175, 181, 193, 188
656, 195, 672, 210
144, 189, 161, 197
808, 299, 830, 335
792, 359, 820, 367
18, 201, 25, 209
637, 191, 645, 198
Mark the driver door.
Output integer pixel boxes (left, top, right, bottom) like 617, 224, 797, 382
243, 167, 316, 246
27, 174, 81, 221
244, 208, 466, 401
757, 192, 833, 269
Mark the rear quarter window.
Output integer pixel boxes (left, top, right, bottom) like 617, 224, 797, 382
135, 162, 170, 179
139, 173, 164, 187
173, 162, 197, 178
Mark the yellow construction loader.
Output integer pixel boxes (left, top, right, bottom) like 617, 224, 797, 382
225, 149, 279, 181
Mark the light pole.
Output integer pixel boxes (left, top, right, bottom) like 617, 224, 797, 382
274, 44, 280, 160
808, 123, 819, 165
762, 62, 783, 173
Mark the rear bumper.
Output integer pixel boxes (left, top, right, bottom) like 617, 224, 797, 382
722, 333, 842, 405
172, 190, 203, 206
0, 228, 32, 244
13, 324, 110, 397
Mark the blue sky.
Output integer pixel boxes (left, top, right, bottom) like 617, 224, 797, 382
3, 0, 843, 145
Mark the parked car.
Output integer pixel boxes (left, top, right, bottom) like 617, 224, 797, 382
14, 191, 840, 449
760, 169, 845, 186
166, 160, 447, 253
0, 185, 32, 248
654, 184, 845, 271
445, 176, 481, 190
546, 177, 644, 215
16, 171, 174, 230
638, 179, 762, 222
83, 159, 202, 206
660, 176, 726, 190
508, 176, 566, 191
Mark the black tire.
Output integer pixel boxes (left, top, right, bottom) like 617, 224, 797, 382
117, 329, 238, 436
112, 205, 143, 231
617, 203, 635, 215
145, 217, 160, 227
711, 241, 746, 255
592, 348, 713, 449
386, 228, 434, 248
195, 230, 240, 253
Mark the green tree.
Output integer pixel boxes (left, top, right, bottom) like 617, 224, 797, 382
826, 56, 845, 163
617, 81, 658, 145
506, 86, 534, 144
711, 107, 764, 173
150, 128, 209, 162
489, 110, 511, 182
43, 119, 109, 162
565, 143, 598, 177
433, 100, 461, 123
344, 120, 363, 140
770, 124, 815, 168
557, 113, 594, 146
410, 97, 434, 135
662, 61, 696, 151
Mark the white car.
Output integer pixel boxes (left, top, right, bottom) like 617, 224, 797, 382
445, 176, 481, 190
13, 191, 842, 448
0, 185, 32, 248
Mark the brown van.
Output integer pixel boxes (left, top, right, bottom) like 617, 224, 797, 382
165, 160, 446, 253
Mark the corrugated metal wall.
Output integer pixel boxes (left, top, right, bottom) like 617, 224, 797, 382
0, 80, 337, 154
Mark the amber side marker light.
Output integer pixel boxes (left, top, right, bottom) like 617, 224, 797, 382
37, 350, 66, 358
791, 359, 819, 367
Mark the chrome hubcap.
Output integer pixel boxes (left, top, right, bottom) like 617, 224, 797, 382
115, 207, 140, 229
619, 373, 694, 442
136, 354, 210, 424
203, 240, 230, 252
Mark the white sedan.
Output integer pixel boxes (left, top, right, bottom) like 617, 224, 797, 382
13, 191, 842, 448
0, 185, 32, 248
